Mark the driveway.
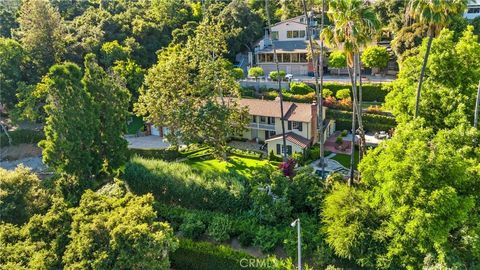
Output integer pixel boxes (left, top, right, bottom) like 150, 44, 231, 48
126, 136, 170, 149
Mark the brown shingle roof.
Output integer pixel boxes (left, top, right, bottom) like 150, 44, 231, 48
265, 132, 311, 148
237, 98, 312, 122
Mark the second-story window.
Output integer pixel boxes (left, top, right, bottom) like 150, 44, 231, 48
292, 121, 303, 131
260, 116, 266, 123
271, 31, 279, 40
287, 30, 306, 39
252, 115, 257, 123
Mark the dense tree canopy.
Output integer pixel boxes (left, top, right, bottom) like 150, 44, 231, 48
386, 27, 480, 129
323, 120, 480, 269
14, 0, 66, 76
135, 18, 249, 156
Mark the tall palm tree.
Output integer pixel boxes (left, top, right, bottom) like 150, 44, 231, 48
321, 0, 380, 186
302, 0, 326, 177
265, 0, 288, 161
408, 0, 467, 118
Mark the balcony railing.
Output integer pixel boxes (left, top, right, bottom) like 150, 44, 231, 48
249, 122, 275, 131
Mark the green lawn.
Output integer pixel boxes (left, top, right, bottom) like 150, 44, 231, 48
184, 156, 271, 178
331, 148, 359, 169
127, 115, 144, 134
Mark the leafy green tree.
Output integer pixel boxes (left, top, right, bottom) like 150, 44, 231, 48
269, 70, 286, 81
289, 166, 324, 213
407, 0, 468, 117
136, 19, 249, 157
385, 27, 480, 130
64, 7, 110, 64
0, 38, 27, 110
0, 166, 50, 225
232, 67, 244, 80
112, 59, 145, 104
218, 0, 264, 59
0, 1, 20, 38
14, 0, 66, 75
328, 51, 347, 72
63, 191, 178, 270
172, 21, 198, 44
391, 22, 429, 61
100, 40, 130, 67
248, 66, 265, 93
38, 63, 97, 179
323, 121, 480, 269
361, 45, 389, 72
83, 54, 131, 177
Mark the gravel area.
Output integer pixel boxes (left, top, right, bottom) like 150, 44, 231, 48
126, 135, 171, 149
0, 156, 47, 172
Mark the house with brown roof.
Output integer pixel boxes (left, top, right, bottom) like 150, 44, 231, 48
236, 98, 335, 156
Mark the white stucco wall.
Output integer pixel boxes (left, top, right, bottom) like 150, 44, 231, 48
271, 21, 307, 41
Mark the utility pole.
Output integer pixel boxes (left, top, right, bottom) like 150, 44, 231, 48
265, 0, 288, 160
291, 219, 302, 270
302, 0, 326, 177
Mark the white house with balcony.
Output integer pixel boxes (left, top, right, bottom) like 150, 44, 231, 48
254, 15, 323, 76
465, 0, 480, 20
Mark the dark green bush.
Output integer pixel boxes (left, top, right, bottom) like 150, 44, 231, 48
171, 239, 263, 270
327, 109, 396, 132
0, 129, 44, 147
207, 215, 233, 242
254, 226, 282, 252
123, 157, 249, 213
288, 82, 314, 95
321, 82, 392, 102
179, 213, 206, 240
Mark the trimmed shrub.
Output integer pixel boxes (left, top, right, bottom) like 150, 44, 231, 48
327, 109, 396, 131
288, 82, 314, 95
336, 89, 351, 100
335, 136, 343, 145
340, 130, 348, 137
269, 70, 286, 81
322, 82, 392, 102
323, 88, 333, 98
0, 129, 44, 147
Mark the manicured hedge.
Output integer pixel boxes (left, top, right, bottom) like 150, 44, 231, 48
124, 157, 249, 213
327, 109, 396, 131
322, 82, 392, 102
0, 129, 44, 147
171, 239, 266, 270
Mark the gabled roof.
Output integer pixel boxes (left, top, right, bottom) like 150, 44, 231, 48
257, 40, 310, 53
269, 15, 307, 28
236, 98, 313, 122
265, 132, 311, 148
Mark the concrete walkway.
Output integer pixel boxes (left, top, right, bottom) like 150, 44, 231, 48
310, 157, 349, 177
